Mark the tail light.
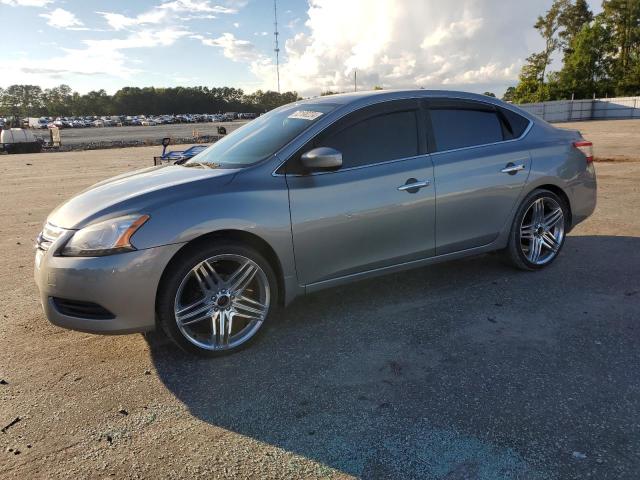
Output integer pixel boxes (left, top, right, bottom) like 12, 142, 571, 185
573, 140, 594, 163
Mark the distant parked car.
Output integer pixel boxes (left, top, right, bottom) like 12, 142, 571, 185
141, 119, 157, 126
28, 117, 49, 129
92, 120, 105, 127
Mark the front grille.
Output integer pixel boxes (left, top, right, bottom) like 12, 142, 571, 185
36, 222, 66, 252
52, 298, 115, 320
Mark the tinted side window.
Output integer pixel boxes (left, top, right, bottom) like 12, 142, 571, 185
317, 110, 418, 169
430, 108, 503, 152
500, 107, 530, 139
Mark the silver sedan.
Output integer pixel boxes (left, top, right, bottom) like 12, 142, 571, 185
35, 90, 597, 356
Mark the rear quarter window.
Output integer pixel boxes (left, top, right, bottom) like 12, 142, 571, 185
499, 108, 531, 139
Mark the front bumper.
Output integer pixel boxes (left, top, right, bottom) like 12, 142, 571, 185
35, 242, 185, 334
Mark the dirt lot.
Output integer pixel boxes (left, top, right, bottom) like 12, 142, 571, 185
1, 121, 639, 479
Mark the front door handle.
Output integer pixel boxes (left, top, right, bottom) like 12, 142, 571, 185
398, 178, 430, 193
501, 163, 526, 175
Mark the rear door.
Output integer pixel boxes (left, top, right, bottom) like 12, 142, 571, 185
284, 100, 436, 286
425, 99, 532, 255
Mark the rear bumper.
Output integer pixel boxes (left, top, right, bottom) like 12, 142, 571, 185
35, 243, 184, 334
570, 163, 597, 227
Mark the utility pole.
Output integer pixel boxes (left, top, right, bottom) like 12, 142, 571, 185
354, 70, 357, 92
273, 0, 281, 93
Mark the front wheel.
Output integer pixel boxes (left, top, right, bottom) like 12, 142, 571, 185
505, 189, 568, 271
157, 242, 277, 357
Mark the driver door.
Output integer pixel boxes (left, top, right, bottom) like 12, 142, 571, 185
284, 100, 436, 287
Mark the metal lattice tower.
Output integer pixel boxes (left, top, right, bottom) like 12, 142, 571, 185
273, 0, 281, 93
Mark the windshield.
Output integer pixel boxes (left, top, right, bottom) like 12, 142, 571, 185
185, 103, 337, 167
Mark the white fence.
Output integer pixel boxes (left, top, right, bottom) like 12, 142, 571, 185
517, 96, 640, 123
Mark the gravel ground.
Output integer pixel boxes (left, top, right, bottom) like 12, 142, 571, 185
0, 121, 639, 479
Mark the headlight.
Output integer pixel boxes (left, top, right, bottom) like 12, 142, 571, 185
61, 214, 149, 257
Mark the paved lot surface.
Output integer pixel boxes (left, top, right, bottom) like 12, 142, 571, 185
32, 121, 248, 145
1, 121, 639, 479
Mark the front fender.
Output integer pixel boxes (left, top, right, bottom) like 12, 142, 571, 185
131, 169, 300, 303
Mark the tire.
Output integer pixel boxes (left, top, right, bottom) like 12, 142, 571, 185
157, 241, 278, 357
504, 189, 569, 271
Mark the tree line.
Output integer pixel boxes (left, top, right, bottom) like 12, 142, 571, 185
505, 0, 640, 103
0, 85, 300, 118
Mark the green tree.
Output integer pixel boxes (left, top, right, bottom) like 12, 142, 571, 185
600, 0, 640, 95
42, 85, 73, 116
0, 84, 44, 117
558, 20, 612, 98
534, 0, 568, 92
558, 0, 594, 59
511, 0, 568, 103
502, 86, 516, 102
512, 52, 553, 103
0, 84, 300, 117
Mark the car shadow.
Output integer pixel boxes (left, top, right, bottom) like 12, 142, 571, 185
147, 235, 640, 479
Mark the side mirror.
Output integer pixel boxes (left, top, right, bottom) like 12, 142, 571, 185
300, 147, 342, 172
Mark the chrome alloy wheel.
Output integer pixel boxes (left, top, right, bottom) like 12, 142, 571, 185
519, 197, 565, 266
174, 254, 270, 351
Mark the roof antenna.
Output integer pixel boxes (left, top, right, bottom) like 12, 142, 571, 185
273, 0, 280, 93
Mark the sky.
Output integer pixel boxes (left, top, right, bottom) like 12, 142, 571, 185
0, 0, 603, 98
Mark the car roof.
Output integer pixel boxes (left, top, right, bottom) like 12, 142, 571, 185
298, 89, 495, 105
296, 89, 537, 122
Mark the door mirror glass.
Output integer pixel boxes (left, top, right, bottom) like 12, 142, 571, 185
300, 147, 342, 172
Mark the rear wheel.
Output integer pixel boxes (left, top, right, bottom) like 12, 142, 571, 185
157, 242, 277, 356
505, 189, 568, 270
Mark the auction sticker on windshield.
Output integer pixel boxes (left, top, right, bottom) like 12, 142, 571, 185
288, 110, 324, 120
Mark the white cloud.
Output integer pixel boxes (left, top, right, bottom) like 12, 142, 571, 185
1, 0, 52, 6
98, 0, 235, 31
5, 27, 191, 84
98, 9, 168, 30
2, 0, 247, 90
160, 0, 235, 14
249, 0, 559, 96
40, 8, 86, 29
193, 32, 259, 62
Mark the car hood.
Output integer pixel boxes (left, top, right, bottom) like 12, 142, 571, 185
48, 164, 237, 229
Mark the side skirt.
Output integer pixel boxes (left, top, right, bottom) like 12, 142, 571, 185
304, 241, 506, 294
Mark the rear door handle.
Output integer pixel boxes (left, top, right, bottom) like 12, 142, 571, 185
501, 163, 525, 175
398, 179, 430, 193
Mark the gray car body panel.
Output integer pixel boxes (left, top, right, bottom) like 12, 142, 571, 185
35, 89, 597, 334
35, 241, 184, 333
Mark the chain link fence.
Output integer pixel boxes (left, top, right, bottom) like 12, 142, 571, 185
517, 96, 640, 123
